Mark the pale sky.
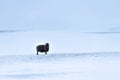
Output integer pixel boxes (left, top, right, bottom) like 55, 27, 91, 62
0, 0, 120, 31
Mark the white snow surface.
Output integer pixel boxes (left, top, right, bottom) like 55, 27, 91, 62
0, 52, 120, 80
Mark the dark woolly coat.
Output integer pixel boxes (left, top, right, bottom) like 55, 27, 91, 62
36, 43, 49, 55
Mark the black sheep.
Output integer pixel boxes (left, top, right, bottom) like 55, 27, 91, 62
36, 43, 49, 55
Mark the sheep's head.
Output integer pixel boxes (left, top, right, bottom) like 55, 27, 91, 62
45, 43, 49, 52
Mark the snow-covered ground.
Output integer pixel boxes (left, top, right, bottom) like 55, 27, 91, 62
0, 31, 120, 80
0, 30, 120, 55
0, 52, 120, 80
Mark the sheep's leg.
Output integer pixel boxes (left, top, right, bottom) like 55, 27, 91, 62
45, 52, 47, 55
37, 51, 38, 55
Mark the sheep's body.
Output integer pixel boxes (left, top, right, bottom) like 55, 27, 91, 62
36, 43, 49, 55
